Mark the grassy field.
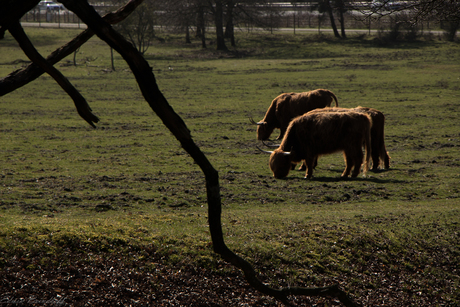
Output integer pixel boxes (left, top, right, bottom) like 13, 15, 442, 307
0, 28, 459, 306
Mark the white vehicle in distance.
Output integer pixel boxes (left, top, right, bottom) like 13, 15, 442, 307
371, 0, 403, 11
38, 1, 65, 11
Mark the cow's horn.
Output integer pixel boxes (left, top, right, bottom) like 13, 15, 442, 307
262, 140, 280, 148
249, 117, 263, 125
256, 146, 273, 154
284, 146, 293, 155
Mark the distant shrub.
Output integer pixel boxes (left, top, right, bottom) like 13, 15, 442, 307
376, 12, 422, 44
441, 20, 459, 42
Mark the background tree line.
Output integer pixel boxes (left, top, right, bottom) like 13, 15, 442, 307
22, 0, 460, 53
95, 0, 459, 54
102, 0, 285, 53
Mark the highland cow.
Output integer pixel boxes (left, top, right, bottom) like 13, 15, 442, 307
250, 89, 338, 141
261, 111, 372, 179
307, 106, 390, 170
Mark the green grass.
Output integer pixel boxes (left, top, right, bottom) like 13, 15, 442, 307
1, 27, 459, 304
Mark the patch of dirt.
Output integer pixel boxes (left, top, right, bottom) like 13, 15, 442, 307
1, 237, 458, 307
0, 250, 333, 307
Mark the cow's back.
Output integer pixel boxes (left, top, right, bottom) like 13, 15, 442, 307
280, 90, 334, 115
276, 90, 336, 125
298, 89, 337, 110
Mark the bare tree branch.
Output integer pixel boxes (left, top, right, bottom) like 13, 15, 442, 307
354, 0, 460, 23
0, 0, 144, 97
8, 21, 99, 127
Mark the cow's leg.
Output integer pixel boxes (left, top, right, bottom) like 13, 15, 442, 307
384, 151, 391, 169
351, 147, 364, 177
341, 152, 353, 178
304, 158, 315, 178
298, 160, 306, 171
305, 156, 318, 170
371, 150, 380, 171
371, 137, 380, 171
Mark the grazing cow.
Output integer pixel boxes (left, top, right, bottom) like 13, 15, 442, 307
263, 111, 372, 179
251, 89, 338, 141
307, 107, 390, 170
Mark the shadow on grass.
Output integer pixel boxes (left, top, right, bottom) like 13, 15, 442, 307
302, 177, 405, 184
282, 168, 405, 184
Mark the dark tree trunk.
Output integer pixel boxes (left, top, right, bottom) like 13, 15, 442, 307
224, 0, 235, 47
337, 0, 347, 39
214, 0, 227, 50
185, 26, 191, 43
196, 5, 206, 48
201, 25, 207, 49
340, 12, 346, 39
324, 0, 341, 38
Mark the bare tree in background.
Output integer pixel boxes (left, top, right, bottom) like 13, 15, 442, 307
111, 0, 157, 54
159, 0, 198, 44
211, 0, 228, 50
196, 1, 207, 48
355, 0, 460, 41
314, 0, 349, 39
224, 0, 236, 46
146, 0, 285, 49
335, 0, 347, 38
317, 0, 341, 38
160, 0, 228, 49
411, 0, 460, 41
230, 0, 283, 34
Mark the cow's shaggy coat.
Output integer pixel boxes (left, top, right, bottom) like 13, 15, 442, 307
255, 89, 338, 141
269, 112, 372, 179
307, 106, 390, 170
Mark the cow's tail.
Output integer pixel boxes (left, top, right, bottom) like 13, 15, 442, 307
379, 116, 391, 169
363, 115, 372, 176
330, 91, 339, 107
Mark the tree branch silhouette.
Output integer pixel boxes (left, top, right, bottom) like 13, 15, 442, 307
1, 1, 359, 305
0, 0, 144, 96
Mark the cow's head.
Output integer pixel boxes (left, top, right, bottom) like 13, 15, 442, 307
249, 117, 275, 140
269, 149, 292, 179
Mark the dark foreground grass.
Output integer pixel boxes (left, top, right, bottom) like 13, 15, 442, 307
0, 28, 459, 306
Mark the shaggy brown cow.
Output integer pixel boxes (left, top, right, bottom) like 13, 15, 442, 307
307, 106, 390, 170
251, 89, 338, 141
263, 111, 372, 179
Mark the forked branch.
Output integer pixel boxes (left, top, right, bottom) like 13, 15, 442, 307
0, 0, 144, 98
8, 21, 99, 127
